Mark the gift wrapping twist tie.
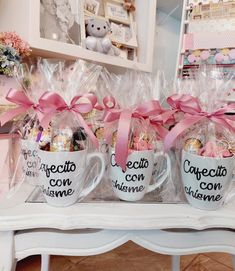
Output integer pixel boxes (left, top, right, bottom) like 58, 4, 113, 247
164, 94, 235, 151
0, 89, 44, 126
104, 99, 165, 171
39, 91, 99, 148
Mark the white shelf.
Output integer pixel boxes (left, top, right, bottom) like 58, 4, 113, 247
0, 0, 157, 72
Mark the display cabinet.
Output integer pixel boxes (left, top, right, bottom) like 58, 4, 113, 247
0, 0, 157, 72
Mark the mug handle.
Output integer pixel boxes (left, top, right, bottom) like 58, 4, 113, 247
78, 152, 106, 199
146, 151, 171, 193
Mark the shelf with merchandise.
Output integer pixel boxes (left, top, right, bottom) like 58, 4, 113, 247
176, 0, 235, 81
0, 0, 156, 72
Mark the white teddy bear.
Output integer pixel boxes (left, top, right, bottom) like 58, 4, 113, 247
86, 18, 120, 56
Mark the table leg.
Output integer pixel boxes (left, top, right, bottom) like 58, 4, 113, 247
0, 231, 15, 271
232, 254, 235, 271
172, 255, 180, 271
41, 254, 50, 271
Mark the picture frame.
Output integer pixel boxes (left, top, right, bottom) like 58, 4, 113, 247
40, 0, 82, 45
109, 20, 138, 48
84, 0, 100, 15
104, 0, 130, 25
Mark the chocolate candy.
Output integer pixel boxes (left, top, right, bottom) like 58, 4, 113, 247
94, 127, 105, 140
72, 128, 87, 151
83, 109, 98, 120
184, 138, 203, 154
73, 128, 87, 141
111, 131, 117, 148
139, 132, 150, 143
50, 128, 73, 152
40, 142, 50, 151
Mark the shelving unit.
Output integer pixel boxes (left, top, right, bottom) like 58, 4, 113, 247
176, 0, 235, 80
0, 0, 157, 72
175, 0, 235, 104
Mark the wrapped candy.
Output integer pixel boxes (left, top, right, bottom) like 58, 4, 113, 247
0, 62, 48, 187
0, 59, 104, 202
27, 60, 106, 207
99, 69, 174, 202
82, 68, 121, 154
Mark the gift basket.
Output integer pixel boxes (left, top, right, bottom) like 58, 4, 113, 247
0, 59, 107, 206
99, 69, 174, 202
3, 59, 233, 209
164, 66, 235, 210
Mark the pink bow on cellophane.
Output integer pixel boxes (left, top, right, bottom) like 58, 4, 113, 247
39, 91, 99, 148
103, 98, 170, 171
0, 88, 44, 126
164, 94, 235, 152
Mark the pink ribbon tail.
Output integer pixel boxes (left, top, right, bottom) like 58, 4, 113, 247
210, 116, 235, 133
164, 115, 205, 151
152, 123, 169, 139
115, 110, 132, 171
0, 89, 39, 126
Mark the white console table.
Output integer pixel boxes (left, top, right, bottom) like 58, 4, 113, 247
1, 183, 235, 271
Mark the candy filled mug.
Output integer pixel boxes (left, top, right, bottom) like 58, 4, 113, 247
181, 150, 235, 210
109, 148, 171, 201
38, 149, 105, 207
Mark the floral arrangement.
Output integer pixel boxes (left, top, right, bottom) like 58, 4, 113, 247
0, 32, 31, 76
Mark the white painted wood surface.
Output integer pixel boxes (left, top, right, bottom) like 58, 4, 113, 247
3, 227, 235, 271
13, 228, 235, 259
1, 182, 235, 231
0, 231, 14, 271
1, 183, 235, 270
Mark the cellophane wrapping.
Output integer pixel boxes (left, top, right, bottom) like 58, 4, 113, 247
175, 66, 234, 159
168, 67, 235, 204
91, 69, 175, 202
5, 59, 103, 202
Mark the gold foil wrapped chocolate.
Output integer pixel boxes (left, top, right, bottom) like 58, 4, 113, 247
94, 127, 105, 140
184, 138, 203, 154
50, 128, 73, 152
139, 132, 150, 143
49, 127, 87, 152
83, 109, 98, 121
111, 130, 133, 149
111, 131, 118, 148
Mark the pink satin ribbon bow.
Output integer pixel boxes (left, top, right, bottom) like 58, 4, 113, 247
149, 108, 175, 139
164, 94, 235, 151
0, 89, 43, 126
167, 94, 202, 115
104, 99, 164, 171
39, 91, 99, 148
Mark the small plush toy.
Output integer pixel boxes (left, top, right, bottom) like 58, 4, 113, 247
86, 18, 120, 56
123, 0, 135, 12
